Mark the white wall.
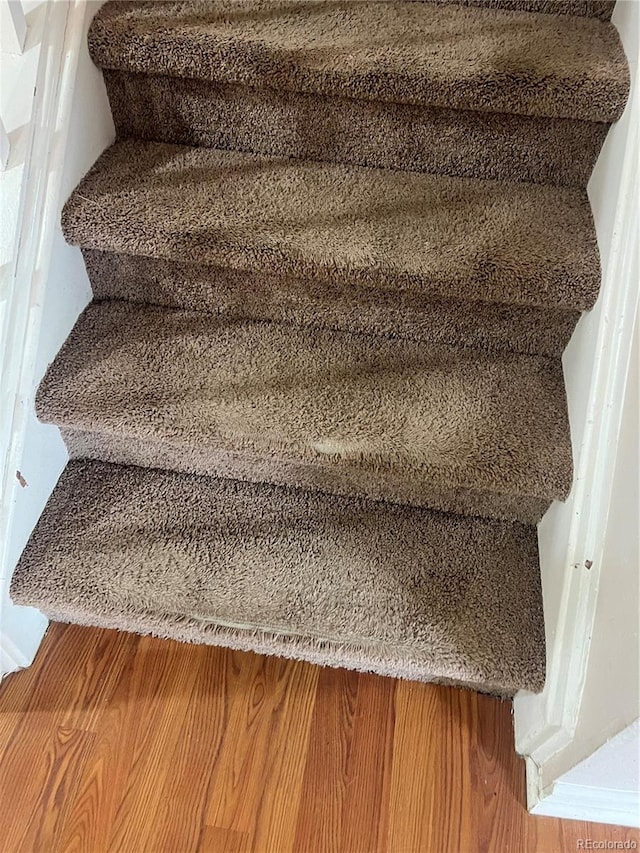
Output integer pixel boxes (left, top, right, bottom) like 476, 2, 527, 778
533, 317, 639, 825
515, 0, 640, 825
0, 0, 113, 675
543, 313, 639, 781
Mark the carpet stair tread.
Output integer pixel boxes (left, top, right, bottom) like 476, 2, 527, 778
36, 301, 573, 524
87, 1, 628, 124
10, 459, 546, 697
62, 140, 600, 315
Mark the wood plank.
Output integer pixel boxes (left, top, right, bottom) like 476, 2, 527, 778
0, 624, 638, 853
203, 651, 319, 852
0, 624, 135, 852
199, 825, 250, 853
54, 634, 142, 853
386, 682, 475, 853
248, 657, 319, 853
292, 666, 358, 852
144, 644, 229, 853
104, 635, 204, 853
339, 671, 396, 853
470, 691, 528, 851
0, 623, 133, 748
14, 727, 96, 853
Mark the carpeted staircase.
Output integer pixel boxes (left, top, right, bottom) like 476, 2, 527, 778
10, 0, 629, 697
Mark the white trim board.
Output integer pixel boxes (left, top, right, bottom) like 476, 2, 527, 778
528, 758, 640, 828
0, 0, 87, 677
0, 0, 27, 55
0, 604, 48, 677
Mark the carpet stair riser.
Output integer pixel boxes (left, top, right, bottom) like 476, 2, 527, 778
104, 70, 610, 188
10, 459, 546, 697
420, 0, 614, 18
57, 425, 553, 525
85, 249, 579, 358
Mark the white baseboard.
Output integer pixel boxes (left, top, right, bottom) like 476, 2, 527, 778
526, 721, 640, 828
530, 767, 639, 828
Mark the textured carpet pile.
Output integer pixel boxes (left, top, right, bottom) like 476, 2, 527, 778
10, 460, 546, 695
62, 139, 599, 355
35, 301, 572, 524
11, 0, 630, 696
90, 0, 628, 185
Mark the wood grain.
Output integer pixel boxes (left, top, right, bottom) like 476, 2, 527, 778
0, 623, 637, 853
55, 635, 142, 853
15, 726, 95, 853
105, 636, 202, 852
292, 666, 358, 852
339, 672, 396, 853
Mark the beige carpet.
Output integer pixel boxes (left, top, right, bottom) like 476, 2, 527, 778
88, 1, 627, 121
89, 1, 628, 186
417, 0, 615, 17
11, 0, 631, 695
36, 300, 572, 524
10, 460, 546, 698
62, 140, 599, 356
83, 248, 579, 357
103, 68, 611, 188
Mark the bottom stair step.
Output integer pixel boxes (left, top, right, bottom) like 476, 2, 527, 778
11, 460, 546, 697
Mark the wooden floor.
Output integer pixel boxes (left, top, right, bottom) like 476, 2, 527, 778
0, 624, 638, 853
